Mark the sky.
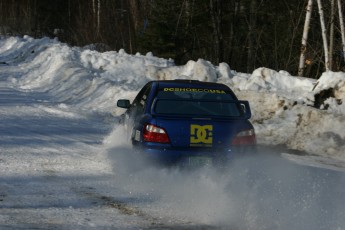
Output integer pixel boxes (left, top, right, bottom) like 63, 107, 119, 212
1, 35, 345, 229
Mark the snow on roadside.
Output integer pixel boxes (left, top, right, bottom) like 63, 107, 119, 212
1, 36, 345, 161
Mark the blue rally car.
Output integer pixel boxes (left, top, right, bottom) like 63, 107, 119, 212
117, 80, 256, 166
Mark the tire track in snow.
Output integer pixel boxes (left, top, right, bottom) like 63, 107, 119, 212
71, 185, 219, 229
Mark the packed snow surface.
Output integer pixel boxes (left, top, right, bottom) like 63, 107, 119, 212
1, 36, 345, 229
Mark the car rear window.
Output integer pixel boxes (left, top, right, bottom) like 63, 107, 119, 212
154, 87, 241, 117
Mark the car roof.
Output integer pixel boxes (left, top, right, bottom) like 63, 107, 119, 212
152, 79, 231, 91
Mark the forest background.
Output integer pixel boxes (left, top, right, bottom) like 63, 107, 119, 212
0, 0, 344, 78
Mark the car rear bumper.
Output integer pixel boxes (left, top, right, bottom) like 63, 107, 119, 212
134, 143, 257, 166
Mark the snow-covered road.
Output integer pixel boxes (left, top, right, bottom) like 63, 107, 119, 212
1, 81, 345, 229
0, 82, 221, 229
0, 84, 150, 229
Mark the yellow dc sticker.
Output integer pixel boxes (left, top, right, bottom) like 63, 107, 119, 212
190, 124, 213, 147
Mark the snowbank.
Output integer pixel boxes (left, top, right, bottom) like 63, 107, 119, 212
1, 36, 344, 160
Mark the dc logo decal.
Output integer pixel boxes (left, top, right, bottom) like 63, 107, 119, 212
190, 124, 213, 147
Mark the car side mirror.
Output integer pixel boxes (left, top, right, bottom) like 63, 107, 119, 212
117, 99, 131, 109
238, 100, 252, 119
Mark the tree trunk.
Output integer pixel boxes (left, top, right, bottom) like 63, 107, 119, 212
338, 0, 345, 63
97, 0, 101, 35
329, 0, 335, 70
298, 0, 313, 76
316, 0, 330, 71
210, 0, 223, 64
247, 0, 257, 73
92, 0, 96, 32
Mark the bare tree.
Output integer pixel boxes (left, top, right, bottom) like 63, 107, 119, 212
338, 0, 345, 63
316, 0, 329, 71
209, 0, 224, 64
97, 0, 101, 35
92, 0, 101, 36
298, 0, 313, 76
247, 0, 257, 73
329, 0, 335, 70
92, 0, 96, 26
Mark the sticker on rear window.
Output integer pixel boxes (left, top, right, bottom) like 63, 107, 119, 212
190, 124, 213, 147
163, 88, 226, 94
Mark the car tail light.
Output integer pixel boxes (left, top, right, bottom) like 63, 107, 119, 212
231, 129, 256, 145
143, 124, 170, 143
